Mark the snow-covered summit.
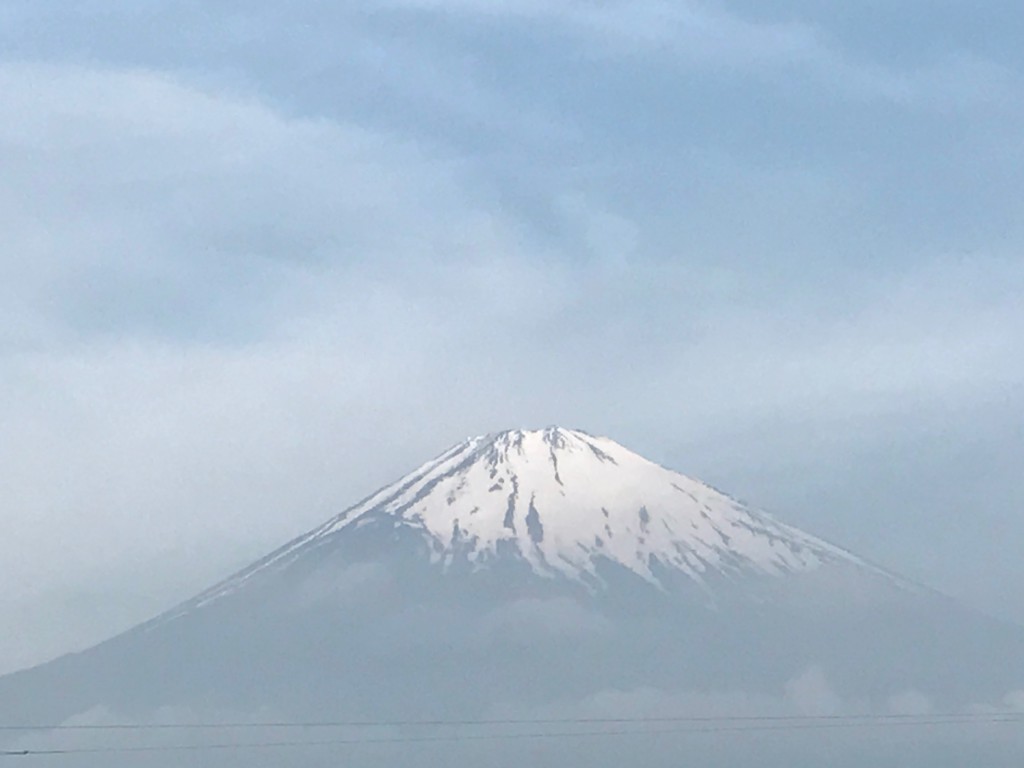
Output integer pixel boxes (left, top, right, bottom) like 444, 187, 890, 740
209, 427, 868, 598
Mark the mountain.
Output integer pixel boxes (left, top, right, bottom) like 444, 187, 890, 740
174, 426, 884, 614
3, 428, 1024, 755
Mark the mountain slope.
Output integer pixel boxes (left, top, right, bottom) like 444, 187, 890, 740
2, 427, 1022, 734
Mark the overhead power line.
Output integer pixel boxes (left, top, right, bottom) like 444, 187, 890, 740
2, 712, 1023, 757
3, 709, 1023, 732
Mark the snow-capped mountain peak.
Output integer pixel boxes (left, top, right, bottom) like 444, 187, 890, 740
207, 427, 867, 599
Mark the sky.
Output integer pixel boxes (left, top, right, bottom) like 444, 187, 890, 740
1, 0, 1022, 674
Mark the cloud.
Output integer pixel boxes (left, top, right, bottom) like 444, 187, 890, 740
0, 62, 505, 347
486, 667, 1024, 732
480, 597, 611, 642
888, 690, 934, 716
481, 670, 1024, 762
386, 0, 822, 63
1005, 691, 1024, 712
1, 55, 1022, 677
290, 562, 393, 611
375, 0, 1020, 109
783, 666, 843, 716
